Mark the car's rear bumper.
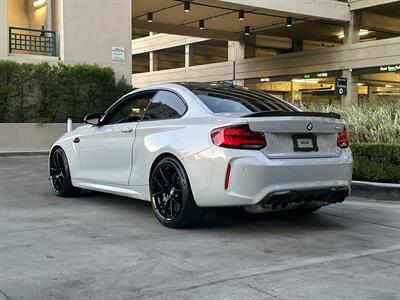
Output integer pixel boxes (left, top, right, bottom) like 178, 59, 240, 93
183, 146, 353, 207
244, 186, 349, 213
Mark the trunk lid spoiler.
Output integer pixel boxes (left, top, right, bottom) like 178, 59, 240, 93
242, 111, 341, 119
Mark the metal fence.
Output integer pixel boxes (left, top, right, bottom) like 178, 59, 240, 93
9, 27, 57, 56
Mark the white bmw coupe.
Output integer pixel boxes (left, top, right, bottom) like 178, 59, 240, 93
49, 83, 352, 228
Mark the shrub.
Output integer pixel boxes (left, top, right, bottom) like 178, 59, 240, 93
302, 103, 400, 182
351, 143, 400, 183
0, 60, 132, 123
303, 102, 400, 145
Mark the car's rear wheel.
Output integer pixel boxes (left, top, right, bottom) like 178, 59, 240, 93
150, 157, 204, 228
49, 148, 81, 197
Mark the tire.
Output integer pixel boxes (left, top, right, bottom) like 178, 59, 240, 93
149, 157, 204, 228
49, 148, 81, 197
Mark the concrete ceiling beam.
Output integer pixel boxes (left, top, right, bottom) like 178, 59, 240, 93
360, 12, 400, 35
132, 20, 243, 42
216, 0, 351, 22
349, 0, 399, 10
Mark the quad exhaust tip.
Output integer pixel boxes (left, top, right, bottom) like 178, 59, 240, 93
271, 200, 279, 210
269, 199, 289, 210
281, 200, 288, 209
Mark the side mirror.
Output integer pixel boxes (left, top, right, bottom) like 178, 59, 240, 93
83, 112, 103, 126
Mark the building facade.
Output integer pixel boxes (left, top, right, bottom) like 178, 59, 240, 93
1, 0, 399, 106
0, 0, 132, 83
132, 0, 400, 106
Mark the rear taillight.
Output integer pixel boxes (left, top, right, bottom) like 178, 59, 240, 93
211, 124, 266, 149
337, 126, 349, 148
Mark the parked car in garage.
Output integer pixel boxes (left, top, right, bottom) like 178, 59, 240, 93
49, 83, 353, 228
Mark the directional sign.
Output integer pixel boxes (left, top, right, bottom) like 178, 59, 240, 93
336, 77, 347, 96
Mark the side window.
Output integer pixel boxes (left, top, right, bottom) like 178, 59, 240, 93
105, 92, 154, 125
142, 91, 186, 121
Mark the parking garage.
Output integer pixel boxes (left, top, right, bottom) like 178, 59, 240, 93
132, 0, 400, 106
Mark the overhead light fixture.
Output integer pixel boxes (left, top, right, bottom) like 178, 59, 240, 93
33, 0, 46, 8
357, 83, 365, 86
147, 12, 153, 23
199, 19, 205, 30
244, 26, 250, 36
338, 29, 370, 39
184, 1, 190, 12
286, 17, 292, 27
238, 10, 244, 21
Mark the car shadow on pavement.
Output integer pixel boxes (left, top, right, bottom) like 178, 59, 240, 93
72, 190, 345, 232
72, 189, 152, 210
202, 207, 344, 231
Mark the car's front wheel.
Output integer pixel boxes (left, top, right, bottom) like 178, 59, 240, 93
49, 148, 81, 197
150, 157, 204, 228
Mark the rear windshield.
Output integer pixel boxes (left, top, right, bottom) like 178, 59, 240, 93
187, 85, 297, 113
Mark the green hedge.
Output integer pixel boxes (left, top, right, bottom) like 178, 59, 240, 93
0, 60, 132, 123
352, 143, 400, 183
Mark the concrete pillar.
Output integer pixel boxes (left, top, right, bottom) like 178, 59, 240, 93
149, 51, 158, 72
292, 38, 303, 52
368, 85, 378, 103
47, 0, 52, 30
228, 41, 245, 85
0, 0, 7, 57
244, 35, 256, 59
228, 40, 245, 62
51, 0, 64, 59
185, 44, 194, 68
344, 12, 360, 45
341, 12, 360, 106
228, 38, 256, 60
342, 69, 358, 106
149, 31, 158, 72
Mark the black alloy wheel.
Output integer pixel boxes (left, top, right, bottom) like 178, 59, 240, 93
150, 157, 204, 228
49, 148, 81, 197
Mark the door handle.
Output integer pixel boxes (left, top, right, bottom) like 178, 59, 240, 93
120, 127, 133, 133
73, 137, 80, 143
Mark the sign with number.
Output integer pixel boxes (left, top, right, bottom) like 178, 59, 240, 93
336, 77, 347, 96
112, 47, 125, 61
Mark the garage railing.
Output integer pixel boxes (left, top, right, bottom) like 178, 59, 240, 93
9, 27, 57, 56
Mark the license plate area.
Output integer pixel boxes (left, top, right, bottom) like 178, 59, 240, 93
292, 134, 318, 152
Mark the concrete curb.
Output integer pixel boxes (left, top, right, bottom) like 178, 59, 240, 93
0, 150, 49, 157
351, 181, 400, 201
352, 180, 400, 189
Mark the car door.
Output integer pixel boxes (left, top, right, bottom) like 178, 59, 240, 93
79, 91, 155, 185
129, 90, 188, 186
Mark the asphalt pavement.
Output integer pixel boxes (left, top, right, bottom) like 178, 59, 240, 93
1, 155, 399, 300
